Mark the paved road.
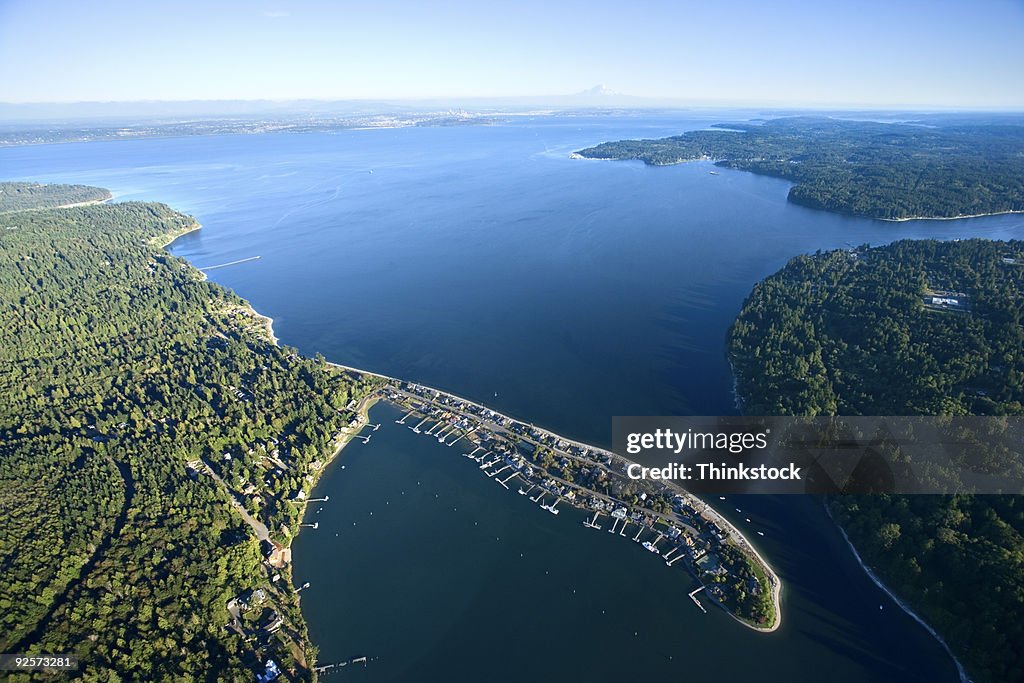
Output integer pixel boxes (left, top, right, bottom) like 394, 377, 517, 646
201, 459, 271, 543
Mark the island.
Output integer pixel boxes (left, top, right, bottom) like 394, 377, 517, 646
727, 238, 1024, 683
575, 116, 1024, 220
0, 182, 779, 682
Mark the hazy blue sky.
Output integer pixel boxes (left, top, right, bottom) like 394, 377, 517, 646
1, 0, 1022, 107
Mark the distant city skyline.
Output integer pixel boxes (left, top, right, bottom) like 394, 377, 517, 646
1, 0, 1023, 109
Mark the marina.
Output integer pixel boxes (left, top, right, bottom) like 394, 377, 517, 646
353, 377, 783, 630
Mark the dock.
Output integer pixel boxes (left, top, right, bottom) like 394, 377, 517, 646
198, 255, 261, 272
689, 586, 708, 613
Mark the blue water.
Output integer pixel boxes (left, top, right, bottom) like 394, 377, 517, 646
4, 112, 1021, 681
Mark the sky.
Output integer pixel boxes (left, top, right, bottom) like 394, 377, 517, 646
1, 0, 1023, 108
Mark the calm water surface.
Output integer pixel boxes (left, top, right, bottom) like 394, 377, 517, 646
4, 113, 1021, 681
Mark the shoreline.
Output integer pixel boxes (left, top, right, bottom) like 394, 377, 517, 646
826, 505, 970, 683
880, 209, 1024, 222
156, 219, 202, 249
0, 190, 114, 214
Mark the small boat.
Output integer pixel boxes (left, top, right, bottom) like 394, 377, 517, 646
709, 171, 719, 175
745, 518, 751, 523
735, 508, 742, 513
757, 531, 765, 536
719, 496, 726, 500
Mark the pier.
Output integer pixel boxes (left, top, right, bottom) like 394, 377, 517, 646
488, 464, 510, 479
499, 472, 519, 488
395, 410, 413, 424
411, 416, 430, 433
689, 586, 708, 613
666, 554, 683, 567
633, 527, 643, 542
198, 255, 261, 271
583, 511, 602, 530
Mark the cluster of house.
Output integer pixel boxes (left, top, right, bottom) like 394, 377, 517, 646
389, 380, 759, 605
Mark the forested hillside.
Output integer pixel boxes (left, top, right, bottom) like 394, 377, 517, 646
728, 239, 1024, 683
0, 181, 111, 212
0, 186, 379, 680
576, 117, 1024, 220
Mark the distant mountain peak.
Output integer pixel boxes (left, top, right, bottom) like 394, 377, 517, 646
577, 84, 620, 97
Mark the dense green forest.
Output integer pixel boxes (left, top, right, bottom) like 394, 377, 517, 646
728, 239, 1024, 682
0, 182, 111, 212
0, 184, 379, 680
577, 117, 1024, 220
